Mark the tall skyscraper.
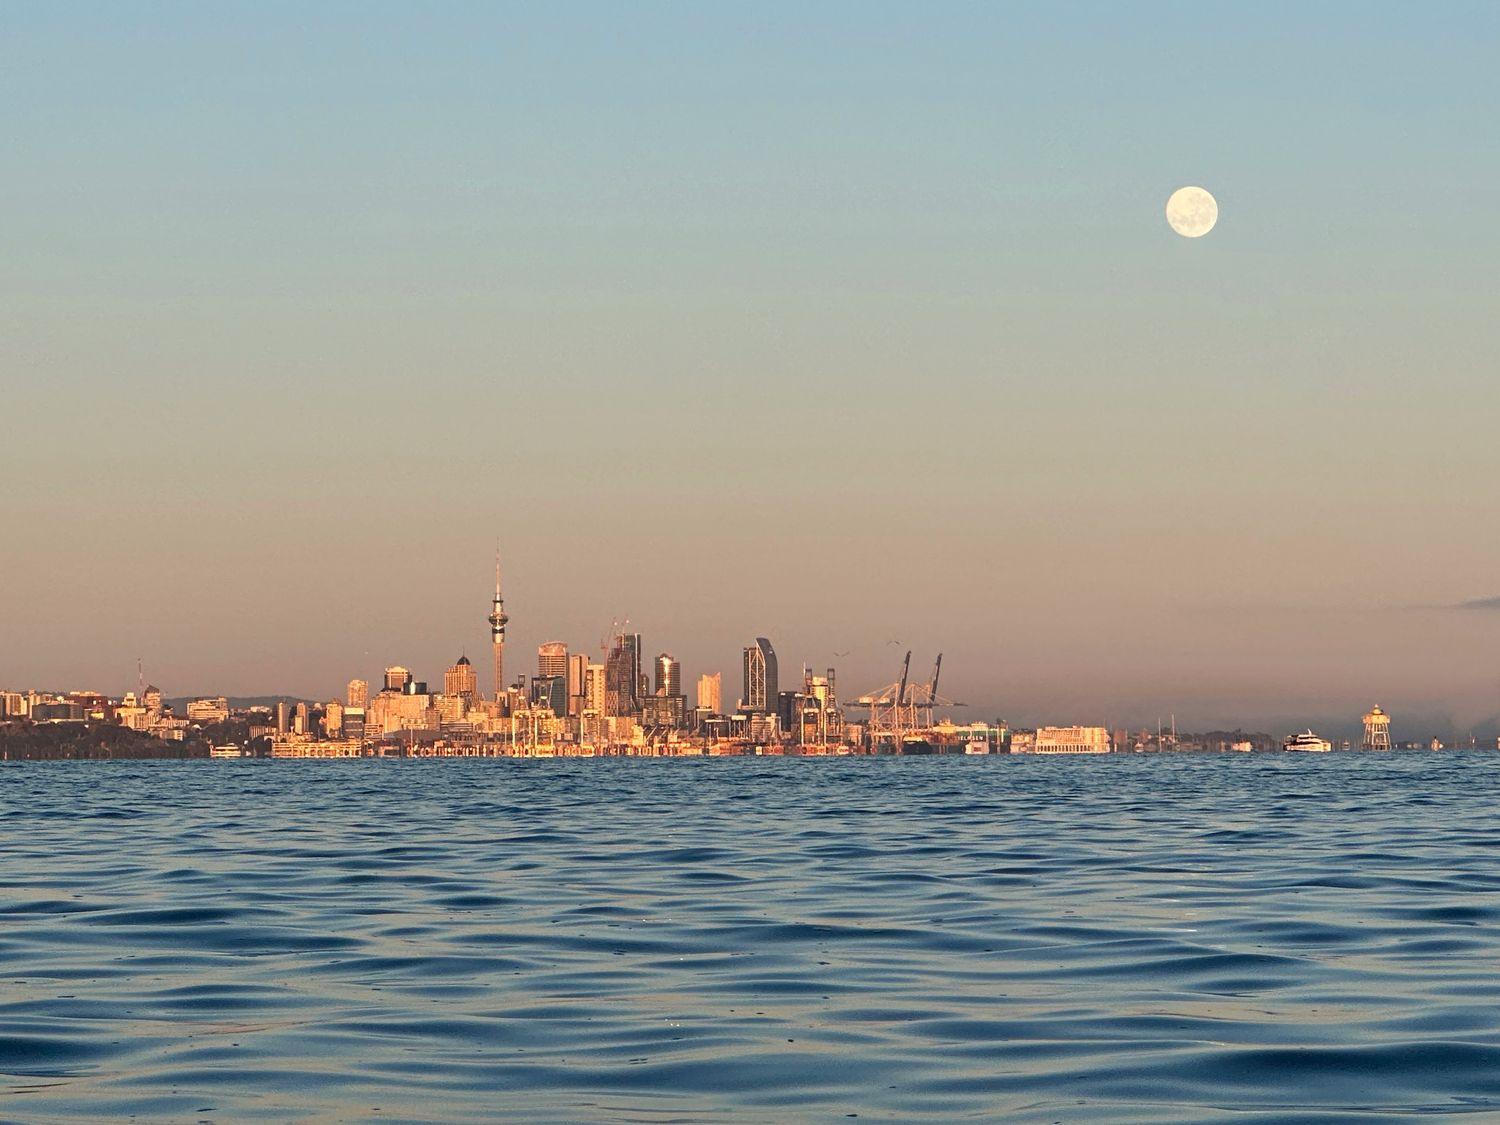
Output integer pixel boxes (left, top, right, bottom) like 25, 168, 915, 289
444, 655, 477, 703
742, 637, 778, 714
347, 679, 369, 709
383, 666, 412, 693
584, 662, 606, 715
488, 550, 509, 708
655, 652, 681, 697
538, 642, 568, 681
697, 672, 722, 713
567, 653, 588, 716
605, 632, 641, 717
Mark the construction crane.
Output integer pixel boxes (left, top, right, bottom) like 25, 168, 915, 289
600, 617, 621, 664
853, 650, 963, 751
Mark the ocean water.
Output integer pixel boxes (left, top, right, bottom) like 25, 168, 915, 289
2, 754, 1499, 1124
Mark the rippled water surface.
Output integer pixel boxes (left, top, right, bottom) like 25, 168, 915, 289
3, 755, 1500, 1123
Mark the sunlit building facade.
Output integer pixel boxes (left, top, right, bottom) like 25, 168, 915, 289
605, 632, 641, 717
538, 642, 568, 681
655, 653, 680, 698
444, 656, 477, 704
1028, 726, 1111, 754
742, 637, 777, 714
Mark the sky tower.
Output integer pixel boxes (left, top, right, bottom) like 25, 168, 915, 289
488, 551, 509, 709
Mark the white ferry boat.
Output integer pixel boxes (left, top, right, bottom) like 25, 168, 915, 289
1283, 730, 1332, 753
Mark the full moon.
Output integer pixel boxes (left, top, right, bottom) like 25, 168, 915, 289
1165, 185, 1217, 238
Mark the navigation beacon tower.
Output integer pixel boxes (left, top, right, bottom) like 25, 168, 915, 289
1362, 705, 1391, 750
488, 551, 509, 710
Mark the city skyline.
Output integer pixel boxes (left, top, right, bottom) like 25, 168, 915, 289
5, 4, 1500, 734
6, 547, 1500, 742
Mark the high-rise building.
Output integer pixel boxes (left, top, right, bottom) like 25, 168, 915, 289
276, 699, 290, 734
347, 679, 369, 708
655, 653, 681, 698
584, 662, 606, 715
605, 632, 641, 717
324, 700, 344, 738
742, 637, 778, 714
567, 653, 588, 716
293, 701, 309, 736
444, 655, 477, 702
488, 551, 509, 708
532, 676, 567, 715
697, 672, 722, 713
538, 642, 568, 681
384, 666, 412, 693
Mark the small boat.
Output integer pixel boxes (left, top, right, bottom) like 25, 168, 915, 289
964, 740, 989, 755
1283, 730, 1332, 752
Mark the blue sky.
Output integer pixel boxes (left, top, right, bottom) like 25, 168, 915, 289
4, 2, 1500, 734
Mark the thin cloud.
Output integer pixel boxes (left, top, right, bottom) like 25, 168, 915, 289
1386, 600, 1500, 618
1455, 596, 1500, 611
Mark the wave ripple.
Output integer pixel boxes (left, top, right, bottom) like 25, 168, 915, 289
2, 754, 1498, 1122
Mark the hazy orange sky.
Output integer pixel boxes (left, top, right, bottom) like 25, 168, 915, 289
4, 3, 1499, 737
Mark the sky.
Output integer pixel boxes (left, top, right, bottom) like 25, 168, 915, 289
4, 2, 1500, 737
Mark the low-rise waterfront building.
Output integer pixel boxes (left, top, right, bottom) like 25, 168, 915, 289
1027, 726, 1112, 754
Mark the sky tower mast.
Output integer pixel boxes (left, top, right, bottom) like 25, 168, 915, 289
488, 550, 509, 711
